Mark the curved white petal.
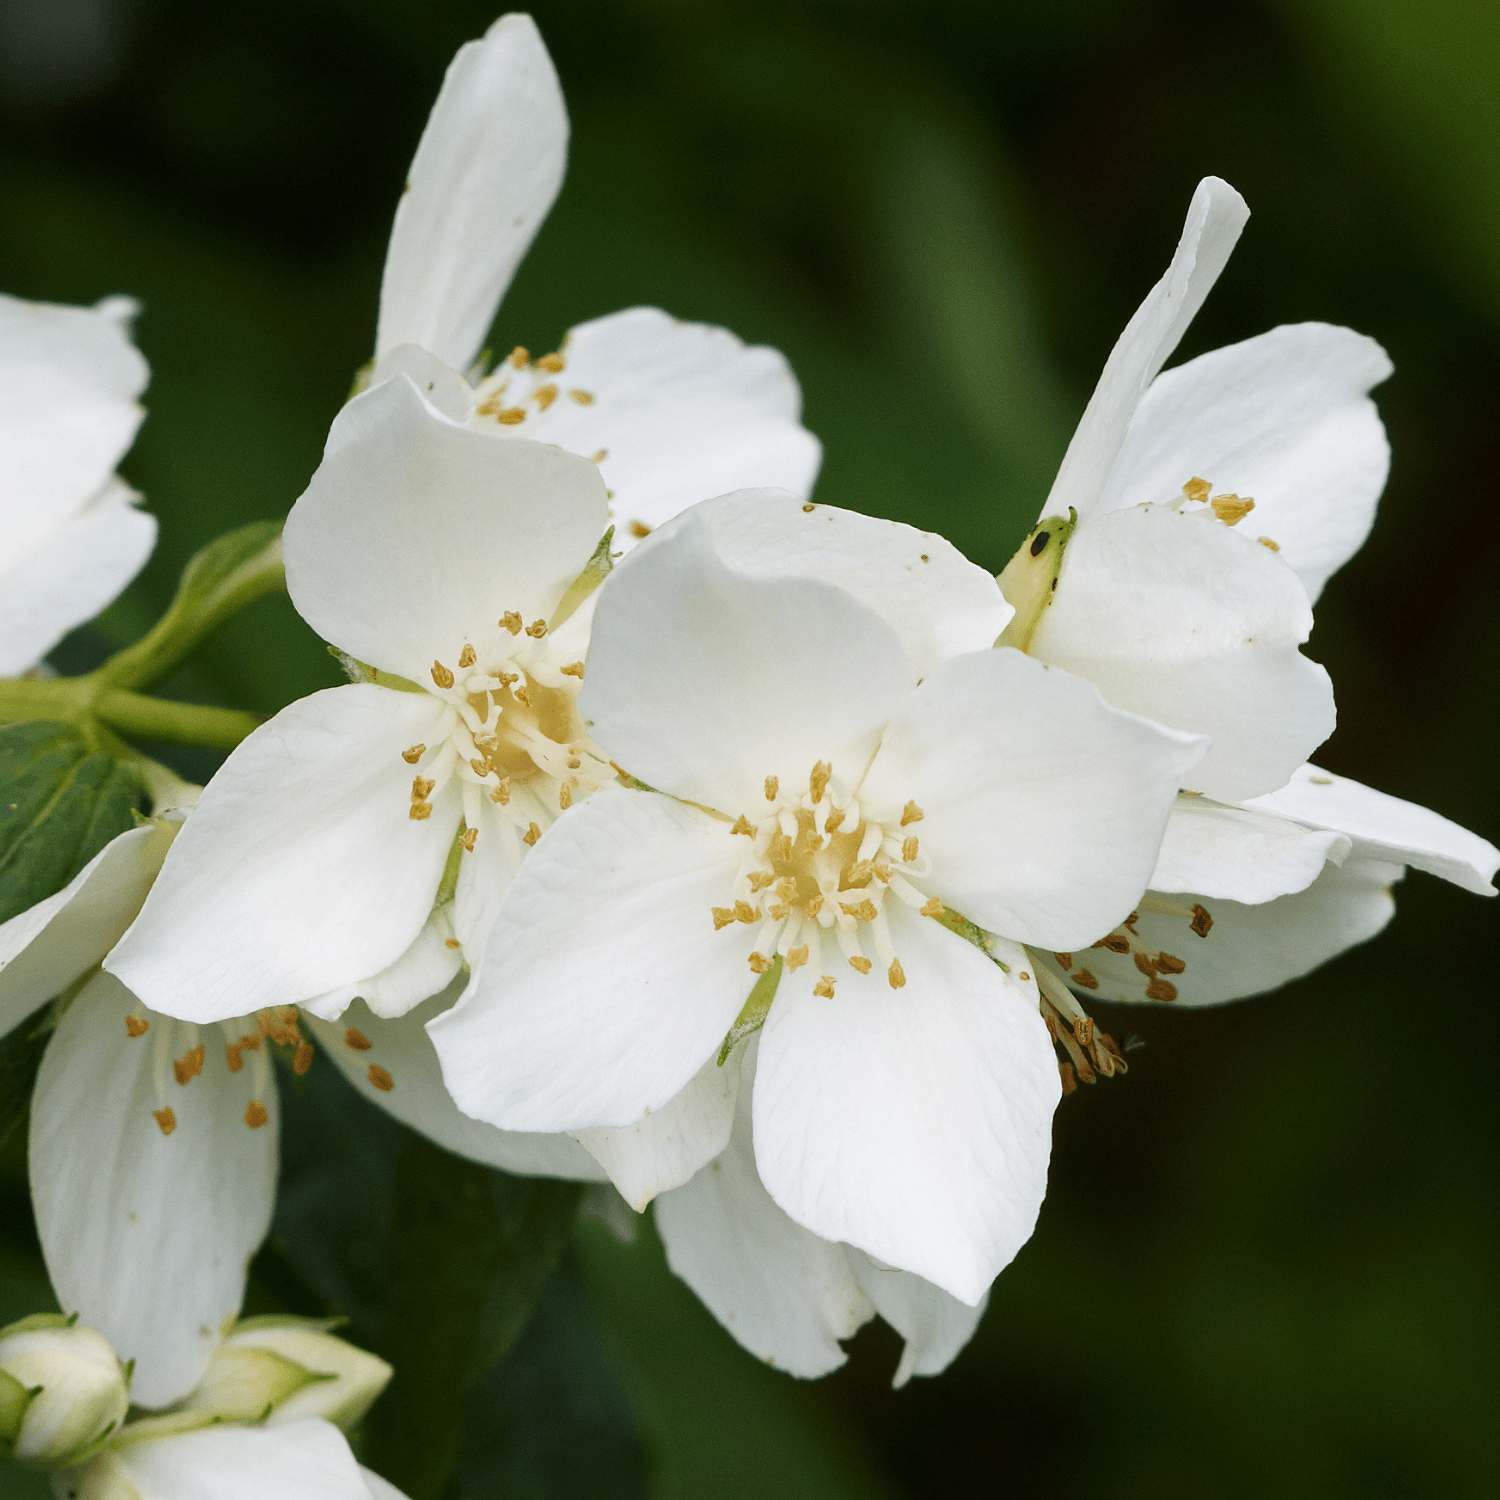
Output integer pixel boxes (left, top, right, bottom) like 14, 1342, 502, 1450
430, 788, 750, 1132
649, 489, 1012, 676
107, 686, 458, 1021
580, 509, 912, 814
375, 14, 567, 372
364, 343, 476, 422
102, 1417, 374, 1500
1100, 323, 1393, 601
1151, 797, 1350, 904
753, 913, 1059, 1304
1030, 504, 1335, 801
0, 479, 156, 675
300, 906, 464, 1024
1077, 855, 1403, 1007
845, 1249, 987, 1388
304, 991, 604, 1182
0, 822, 170, 1041
468, 307, 821, 544
575, 1049, 738, 1211
1243, 763, 1498, 896
285, 377, 609, 683
1045, 178, 1248, 521
451, 794, 516, 961
31, 973, 277, 1407
654, 1045, 873, 1379
861, 648, 1205, 951
0, 292, 146, 562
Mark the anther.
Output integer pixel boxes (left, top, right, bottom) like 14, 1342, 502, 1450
764, 776, 779, 801
1054, 952, 1073, 969
805, 893, 824, 919
411, 777, 435, 802
245, 1102, 269, 1129
569, 389, 595, 404
431, 661, 455, 689
902, 836, 919, 862
734, 901, 758, 924
494, 407, 525, 424
747, 871, 775, 892
173, 1046, 205, 1085
1145, 978, 1179, 1002
1257, 536, 1280, 551
1210, 493, 1255, 525
841, 899, 878, 922
525, 619, 548, 638
501, 611, 523, 634
809, 762, 830, 803
786, 945, 809, 971
748, 952, 771, 974
628, 520, 650, 536
508, 346, 529, 368
534, 383, 558, 410
513, 684, 531, 707
1073, 968, 1099, 989
560, 661, 585, 678
900, 801, 924, 826
731, 815, 755, 836
293, 1042, 314, 1076
769, 831, 793, 863
1182, 477, 1212, 503
1060, 1062, 1078, 1097
824, 806, 845, 833
490, 781, 511, 804
345, 1029, 371, 1050
445, 938, 461, 949
1073, 1017, 1095, 1047
1133, 951, 1159, 978
537, 352, 565, 372
888, 958, 906, 989
920, 897, 944, 918
226, 1043, 242, 1072
1095, 933, 1130, 954
1156, 951, 1186, 974
125, 1015, 149, 1038
1190, 903, 1214, 937
401, 744, 426, 764
813, 976, 836, 998
460, 827, 478, 852
559, 784, 572, 810
470, 757, 489, 777
458, 644, 477, 669
153, 1108, 176, 1135
712, 907, 736, 930
368, 1066, 395, 1092
849, 956, 872, 974
523, 823, 542, 846
410, 801, 432, 821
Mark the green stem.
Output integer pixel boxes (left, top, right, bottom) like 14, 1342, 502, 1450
92, 689, 261, 751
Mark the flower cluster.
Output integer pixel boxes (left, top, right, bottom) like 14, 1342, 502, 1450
0, 13, 1494, 1491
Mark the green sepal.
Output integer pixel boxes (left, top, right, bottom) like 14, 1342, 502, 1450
328, 646, 423, 695
994, 508, 1077, 652
109, 1409, 223, 1451
718, 956, 783, 1065
0, 721, 141, 926
933, 904, 1009, 969
182, 1345, 335, 1423
0, 1314, 73, 1340
0, 1366, 38, 1454
550, 526, 616, 631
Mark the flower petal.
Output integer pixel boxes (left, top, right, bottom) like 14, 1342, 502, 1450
753, 913, 1059, 1304
580, 508, 912, 814
30, 973, 277, 1407
1030, 504, 1335, 802
306, 991, 602, 1181
300, 906, 464, 1023
1151, 796, 1350, 904
654, 489, 1012, 676
1243, 763, 1499, 896
105, 1416, 375, 1500
362, 1466, 414, 1500
1073, 856, 1403, 1007
469, 307, 821, 545
575, 1049, 739, 1211
375, 14, 566, 373
844, 1249, 987, 1388
1100, 323, 1393, 601
655, 1045, 873, 1379
1044, 178, 1248, 521
861, 648, 1205, 951
107, 686, 458, 1021
429, 788, 750, 1132
0, 292, 146, 560
0, 822, 169, 1041
284, 376, 609, 682
0, 478, 156, 675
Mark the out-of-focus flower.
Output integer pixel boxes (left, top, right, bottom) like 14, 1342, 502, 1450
0, 293, 154, 675
430, 498, 1205, 1303
0, 1315, 128, 1468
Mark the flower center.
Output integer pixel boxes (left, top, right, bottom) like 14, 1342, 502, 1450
711, 762, 944, 995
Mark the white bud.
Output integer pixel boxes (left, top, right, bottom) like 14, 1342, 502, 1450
0, 1315, 129, 1469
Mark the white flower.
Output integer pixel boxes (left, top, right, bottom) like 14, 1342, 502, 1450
368, 13, 820, 545
0, 1316, 128, 1468
429, 496, 1206, 1302
0, 293, 154, 675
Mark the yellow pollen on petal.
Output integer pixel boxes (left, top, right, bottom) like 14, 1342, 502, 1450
494, 407, 527, 424
410, 802, 433, 821
401, 744, 426, 765
560, 661, 585, 678
809, 761, 831, 803
731, 815, 755, 836
1054, 952, 1073, 969
245, 1101, 269, 1129
345, 1029, 372, 1051
591, 449, 609, 464
567, 756, 581, 769
1145, 978, 1179, 1002
523, 822, 542, 846
534, 383, 558, 411
1073, 968, 1100, 990
848, 956, 872, 974
1210, 493, 1255, 525
537, 352, 565, 373
369, 1065, 395, 1092
920, 896, 944, 918
712, 907, 737, 930
888, 958, 906, 990
460, 827, 478, 852
764, 776, 779, 801
900, 801, 924, 826
508, 346, 530, 368
526, 619, 548, 638
1182, 476, 1212, 503
748, 952, 771, 974
733, 901, 758, 924
786, 945, 810, 971
173, 1045, 205, 1085
559, 784, 572, 810
1190, 903, 1214, 937
458, 643, 477, 669
293, 1042, 315, 1076
902, 836, 919, 862
501, 611, 523, 634
1258, 536, 1280, 551
445, 938, 461, 949
431, 661, 455, 689
153, 1108, 176, 1135
813, 976, 836, 998
241, 1033, 263, 1051
226, 1043, 243, 1072
125, 1015, 149, 1038
569, 389, 595, 404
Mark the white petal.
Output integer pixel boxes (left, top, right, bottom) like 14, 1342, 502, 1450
654, 488, 1012, 676
0, 292, 146, 562
654, 1044, 873, 1378
575, 1049, 738, 1210
1044, 178, 1248, 521
364, 343, 476, 422
1100, 323, 1393, 601
0, 823, 169, 1041
375, 14, 566, 372
106, 1417, 374, 1500
107, 687, 458, 1021
580, 508, 912, 814
1151, 796, 1350, 904
429, 788, 750, 1132
844, 1249, 986, 1388
861, 648, 1205, 951
284, 376, 609, 682
451, 794, 515, 961
1243, 763, 1498, 896
361, 1467, 413, 1500
1030, 503, 1335, 801
469, 307, 821, 544
304, 990, 604, 1182
753, 912, 1059, 1304
1078, 856, 1403, 1006
0, 479, 156, 675
299, 906, 464, 1023
30, 973, 277, 1407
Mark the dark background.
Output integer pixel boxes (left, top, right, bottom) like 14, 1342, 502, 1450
2, 1, 1497, 1495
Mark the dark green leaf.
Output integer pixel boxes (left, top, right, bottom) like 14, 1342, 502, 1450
0, 1019, 50, 1151
0, 722, 141, 925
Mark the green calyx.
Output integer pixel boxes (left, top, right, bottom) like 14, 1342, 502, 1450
0, 1367, 38, 1455
994, 508, 1076, 653
551, 526, 617, 632
718, 956, 784, 1065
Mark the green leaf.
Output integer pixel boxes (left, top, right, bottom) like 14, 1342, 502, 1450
0, 721, 140, 926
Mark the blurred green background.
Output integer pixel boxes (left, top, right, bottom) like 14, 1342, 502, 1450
2, 0, 1498, 1495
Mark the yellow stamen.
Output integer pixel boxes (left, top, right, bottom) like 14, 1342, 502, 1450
401, 744, 426, 765
125, 1015, 149, 1038
888, 958, 906, 990
501, 611, 523, 634
368, 1065, 395, 1092
523, 822, 542, 846
458, 644, 477, 669
153, 1107, 176, 1135
849, 956, 872, 974
245, 1101, 269, 1129
900, 801, 924, 826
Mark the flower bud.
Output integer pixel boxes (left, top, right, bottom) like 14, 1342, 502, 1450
0, 1315, 129, 1469
184, 1318, 391, 1431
